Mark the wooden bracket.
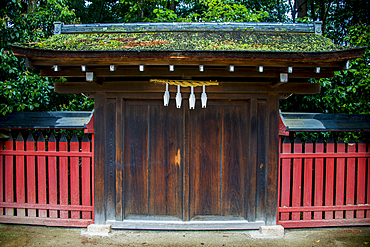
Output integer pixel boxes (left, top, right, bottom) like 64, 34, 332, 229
25, 58, 35, 69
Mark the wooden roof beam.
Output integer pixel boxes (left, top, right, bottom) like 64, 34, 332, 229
41, 67, 335, 79
54, 81, 320, 95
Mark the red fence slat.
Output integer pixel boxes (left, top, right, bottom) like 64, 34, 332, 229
48, 133, 58, 218
292, 137, 302, 220
314, 139, 324, 220
26, 134, 36, 217
280, 138, 291, 221
15, 134, 25, 217
37, 134, 47, 218
346, 141, 356, 219
325, 138, 335, 220
303, 138, 313, 220
357, 140, 366, 218
368, 142, 370, 218
336, 141, 346, 219
70, 134, 80, 219
0, 140, 3, 215
4, 137, 13, 216
59, 134, 69, 219
81, 134, 92, 219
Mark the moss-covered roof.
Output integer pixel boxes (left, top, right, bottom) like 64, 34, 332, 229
19, 32, 344, 52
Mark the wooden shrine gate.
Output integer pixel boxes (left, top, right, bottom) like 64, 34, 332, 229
278, 136, 370, 228
0, 132, 94, 227
95, 95, 279, 229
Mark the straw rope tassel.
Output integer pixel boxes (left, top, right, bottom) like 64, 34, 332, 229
163, 83, 170, 106
175, 85, 182, 108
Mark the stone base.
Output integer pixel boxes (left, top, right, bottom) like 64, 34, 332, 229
250, 225, 284, 239
81, 224, 112, 237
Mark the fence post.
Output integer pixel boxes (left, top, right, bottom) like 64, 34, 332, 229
59, 133, 69, 219
81, 134, 92, 219
5, 135, 13, 216
314, 137, 324, 220
37, 133, 47, 218
357, 139, 366, 218
325, 137, 335, 219
0, 140, 3, 215
303, 137, 313, 220
280, 136, 291, 221
15, 133, 25, 217
70, 133, 80, 219
48, 133, 58, 218
26, 133, 36, 217
292, 136, 302, 220
346, 139, 356, 219
336, 139, 346, 219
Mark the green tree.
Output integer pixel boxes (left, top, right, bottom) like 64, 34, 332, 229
0, 0, 94, 115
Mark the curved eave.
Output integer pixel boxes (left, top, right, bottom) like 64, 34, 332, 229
10, 45, 365, 62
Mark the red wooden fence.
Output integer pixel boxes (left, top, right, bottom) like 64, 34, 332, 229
278, 136, 370, 228
0, 132, 94, 227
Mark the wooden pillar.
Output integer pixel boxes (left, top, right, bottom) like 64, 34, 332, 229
265, 93, 279, 225
94, 93, 107, 224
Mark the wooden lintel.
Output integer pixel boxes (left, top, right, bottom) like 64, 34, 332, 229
54, 81, 320, 95
41, 67, 335, 79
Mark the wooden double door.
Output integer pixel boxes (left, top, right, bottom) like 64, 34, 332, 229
94, 94, 279, 228
124, 100, 249, 221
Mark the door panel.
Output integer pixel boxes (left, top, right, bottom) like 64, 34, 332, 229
123, 100, 249, 220
189, 104, 222, 217
148, 104, 183, 217
124, 101, 183, 218
124, 103, 149, 216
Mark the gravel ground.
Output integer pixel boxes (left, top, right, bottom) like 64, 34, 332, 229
0, 224, 370, 246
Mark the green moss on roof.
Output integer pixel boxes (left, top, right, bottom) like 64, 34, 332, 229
20, 32, 344, 52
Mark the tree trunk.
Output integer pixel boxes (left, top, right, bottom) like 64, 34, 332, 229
297, 0, 307, 18
27, 0, 37, 13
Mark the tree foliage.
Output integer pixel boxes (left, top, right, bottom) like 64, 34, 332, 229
0, 0, 94, 116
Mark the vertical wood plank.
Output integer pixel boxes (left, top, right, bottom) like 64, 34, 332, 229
124, 102, 149, 216
183, 100, 190, 221
357, 140, 366, 218
190, 102, 221, 217
221, 103, 247, 217
256, 101, 267, 221
346, 140, 356, 219
94, 93, 106, 224
15, 133, 25, 217
280, 137, 291, 221
70, 133, 80, 219
48, 133, 58, 218
247, 98, 257, 222
105, 99, 116, 220
303, 137, 313, 220
266, 93, 279, 225
325, 137, 335, 220
314, 138, 324, 220
149, 103, 183, 217
81, 134, 91, 219
115, 98, 123, 221
335, 140, 346, 219
5, 135, 14, 216
59, 133, 69, 219
292, 137, 302, 221
26, 133, 36, 217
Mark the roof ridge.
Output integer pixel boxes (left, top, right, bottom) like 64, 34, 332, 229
54, 21, 322, 35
